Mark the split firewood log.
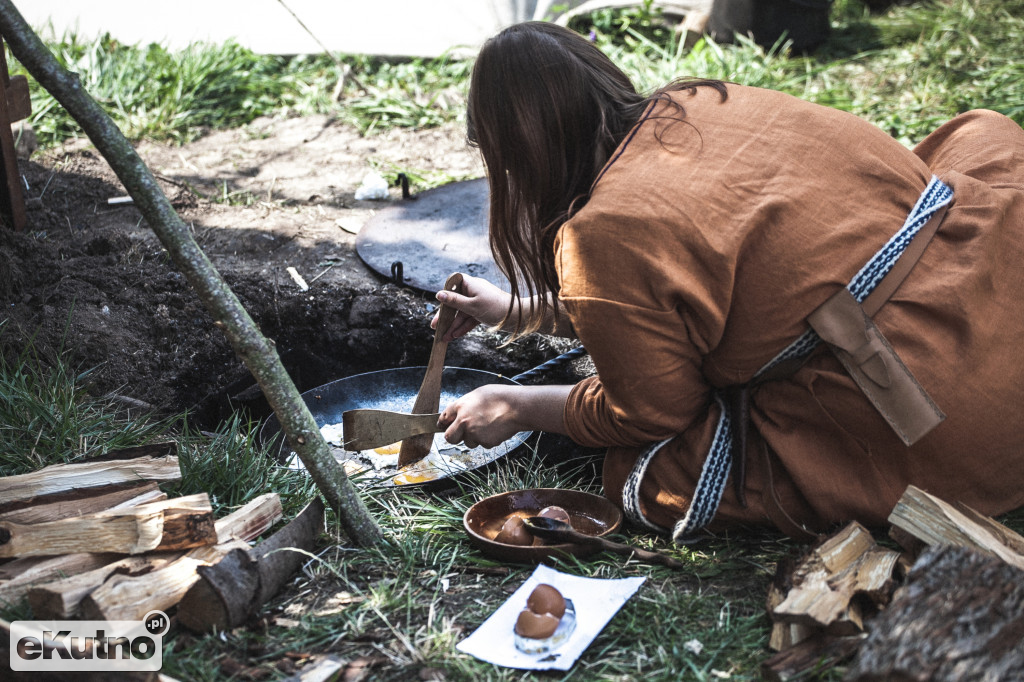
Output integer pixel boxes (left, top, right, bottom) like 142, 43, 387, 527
768, 521, 902, 647
763, 522, 905, 680
177, 498, 325, 632
766, 486, 1024, 680
28, 493, 283, 619
0, 493, 216, 558
79, 544, 249, 621
27, 553, 178, 620
0, 483, 172, 607
0, 553, 120, 608
888, 484, 1024, 570
0, 443, 180, 510
0, 482, 165, 525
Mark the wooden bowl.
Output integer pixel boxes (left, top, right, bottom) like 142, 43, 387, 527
463, 488, 623, 564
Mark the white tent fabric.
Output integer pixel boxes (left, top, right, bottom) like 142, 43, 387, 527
19, 0, 708, 57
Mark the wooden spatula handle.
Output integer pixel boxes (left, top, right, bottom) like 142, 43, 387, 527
398, 273, 463, 466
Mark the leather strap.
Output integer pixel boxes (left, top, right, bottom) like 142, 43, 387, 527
861, 202, 949, 317
807, 287, 945, 444
725, 385, 749, 507
806, 202, 949, 445
727, 200, 951, 506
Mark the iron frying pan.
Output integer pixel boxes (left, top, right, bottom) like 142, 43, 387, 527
261, 348, 586, 487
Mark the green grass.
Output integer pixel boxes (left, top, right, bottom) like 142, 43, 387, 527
589, 0, 1024, 146
10, 31, 471, 149
11, 0, 1023, 152
0, 336, 168, 475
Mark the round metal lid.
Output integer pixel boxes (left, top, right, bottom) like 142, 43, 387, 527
356, 178, 511, 294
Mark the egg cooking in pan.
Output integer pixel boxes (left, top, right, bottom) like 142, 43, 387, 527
285, 421, 477, 485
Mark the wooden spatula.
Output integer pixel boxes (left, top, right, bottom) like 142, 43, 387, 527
522, 516, 687, 569
398, 272, 463, 466
342, 409, 442, 452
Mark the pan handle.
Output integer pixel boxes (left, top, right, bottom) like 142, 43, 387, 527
511, 346, 588, 383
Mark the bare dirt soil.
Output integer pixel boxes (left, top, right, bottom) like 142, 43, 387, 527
1, 116, 584, 428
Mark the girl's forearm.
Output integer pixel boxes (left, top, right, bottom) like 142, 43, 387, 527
510, 384, 573, 435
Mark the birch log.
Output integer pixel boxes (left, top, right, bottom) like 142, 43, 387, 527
178, 498, 324, 631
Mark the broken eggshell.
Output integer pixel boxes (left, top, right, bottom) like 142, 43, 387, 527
514, 583, 577, 654
526, 583, 566, 620
494, 515, 534, 546
514, 610, 561, 640
537, 505, 572, 525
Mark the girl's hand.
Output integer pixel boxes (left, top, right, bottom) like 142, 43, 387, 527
430, 274, 513, 342
438, 384, 523, 449
438, 384, 573, 449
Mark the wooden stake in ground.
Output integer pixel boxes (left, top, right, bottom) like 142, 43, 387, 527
0, 0, 382, 548
178, 498, 325, 632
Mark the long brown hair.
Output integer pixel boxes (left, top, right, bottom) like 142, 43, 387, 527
467, 21, 726, 338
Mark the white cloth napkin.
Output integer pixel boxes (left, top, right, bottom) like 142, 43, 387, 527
455, 564, 646, 671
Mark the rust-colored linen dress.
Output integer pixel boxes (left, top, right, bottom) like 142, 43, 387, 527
555, 83, 1024, 539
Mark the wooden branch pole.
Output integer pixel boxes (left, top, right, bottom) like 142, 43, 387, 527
0, 493, 216, 558
178, 498, 325, 632
27, 493, 283, 619
0, 0, 382, 547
